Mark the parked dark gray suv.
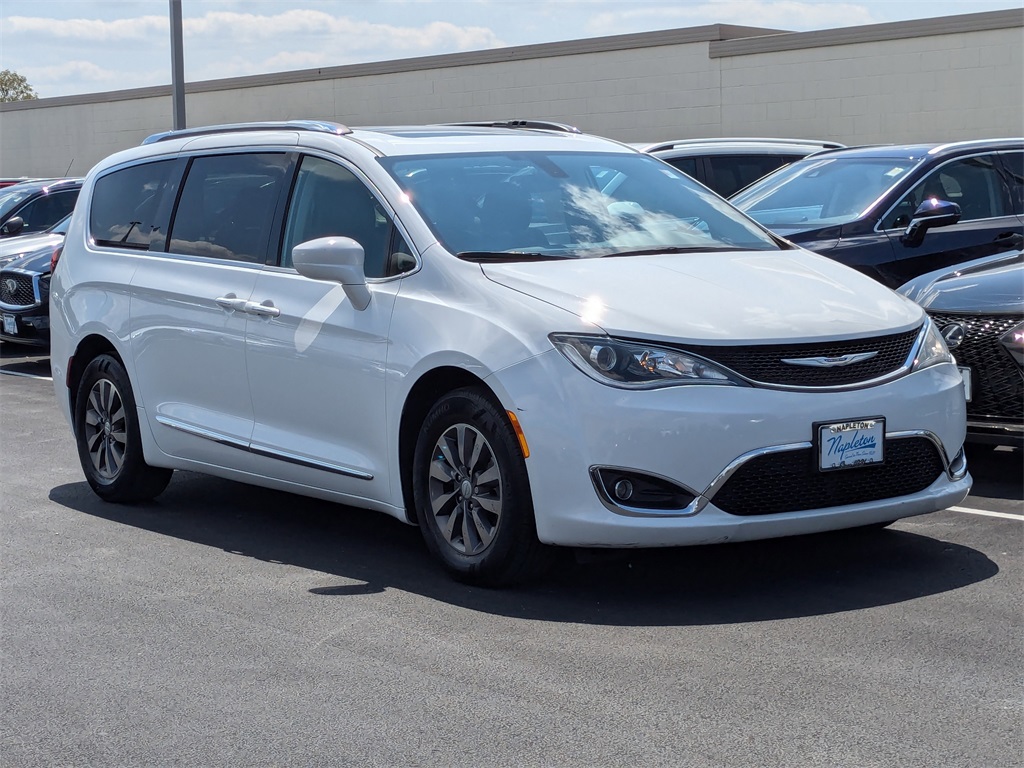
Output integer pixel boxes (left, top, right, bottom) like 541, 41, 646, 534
731, 139, 1024, 288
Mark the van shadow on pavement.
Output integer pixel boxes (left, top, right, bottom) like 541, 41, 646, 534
49, 471, 999, 628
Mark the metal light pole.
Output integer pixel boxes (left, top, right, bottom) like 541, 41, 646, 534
169, 0, 186, 129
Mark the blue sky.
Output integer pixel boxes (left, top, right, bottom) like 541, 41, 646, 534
1, 0, 1020, 98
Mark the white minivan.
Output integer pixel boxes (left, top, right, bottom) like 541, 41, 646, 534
50, 120, 971, 585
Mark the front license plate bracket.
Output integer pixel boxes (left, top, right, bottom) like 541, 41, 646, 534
815, 417, 885, 471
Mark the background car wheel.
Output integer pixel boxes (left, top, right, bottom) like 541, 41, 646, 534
412, 387, 553, 587
74, 354, 172, 503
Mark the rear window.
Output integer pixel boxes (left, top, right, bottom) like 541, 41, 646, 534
91, 160, 179, 250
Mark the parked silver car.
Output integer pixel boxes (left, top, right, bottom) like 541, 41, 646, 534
899, 249, 1023, 448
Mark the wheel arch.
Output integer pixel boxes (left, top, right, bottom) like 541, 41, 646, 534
397, 365, 500, 524
67, 334, 122, 428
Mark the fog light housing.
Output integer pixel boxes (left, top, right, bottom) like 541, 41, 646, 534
592, 468, 696, 512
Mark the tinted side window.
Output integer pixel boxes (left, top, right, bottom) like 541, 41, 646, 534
281, 155, 396, 277
91, 161, 177, 249
169, 153, 288, 262
882, 154, 1014, 229
998, 150, 1023, 215
16, 190, 79, 234
664, 156, 699, 180
707, 155, 793, 197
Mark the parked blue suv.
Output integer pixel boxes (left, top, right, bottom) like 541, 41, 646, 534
731, 139, 1023, 288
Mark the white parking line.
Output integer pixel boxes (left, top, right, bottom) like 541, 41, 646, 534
0, 370, 52, 381
949, 506, 1024, 521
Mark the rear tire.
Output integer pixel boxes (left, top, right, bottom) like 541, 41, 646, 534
412, 387, 553, 587
74, 354, 172, 502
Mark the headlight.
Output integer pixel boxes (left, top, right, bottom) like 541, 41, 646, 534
550, 334, 744, 388
911, 318, 953, 371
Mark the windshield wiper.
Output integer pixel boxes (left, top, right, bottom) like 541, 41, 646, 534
456, 251, 572, 263
599, 245, 751, 257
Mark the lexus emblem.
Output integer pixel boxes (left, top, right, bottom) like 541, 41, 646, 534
941, 323, 966, 350
3, 278, 16, 295
780, 351, 878, 368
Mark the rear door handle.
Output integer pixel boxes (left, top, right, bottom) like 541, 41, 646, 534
994, 231, 1023, 245
245, 300, 280, 318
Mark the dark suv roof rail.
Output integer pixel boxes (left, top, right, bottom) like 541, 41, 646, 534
142, 120, 353, 145
643, 137, 844, 154
443, 120, 582, 134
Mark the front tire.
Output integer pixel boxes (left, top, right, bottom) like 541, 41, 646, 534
412, 388, 552, 587
74, 354, 172, 502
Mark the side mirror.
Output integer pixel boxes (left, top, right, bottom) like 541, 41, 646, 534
902, 199, 961, 245
0, 216, 25, 237
292, 236, 371, 310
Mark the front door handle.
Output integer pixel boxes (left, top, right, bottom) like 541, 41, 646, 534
994, 231, 1023, 246
215, 295, 248, 312
245, 300, 281, 318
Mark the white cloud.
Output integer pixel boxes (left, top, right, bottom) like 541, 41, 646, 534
24, 60, 120, 84
182, 10, 503, 53
584, 1, 877, 35
5, 14, 168, 41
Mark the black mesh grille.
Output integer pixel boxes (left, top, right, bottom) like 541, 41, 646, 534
674, 328, 920, 387
711, 437, 945, 516
928, 312, 1023, 421
0, 272, 36, 307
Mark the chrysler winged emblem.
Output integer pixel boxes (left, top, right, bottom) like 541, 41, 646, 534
780, 351, 878, 367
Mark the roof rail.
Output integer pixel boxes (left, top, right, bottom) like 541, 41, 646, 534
142, 120, 352, 145
642, 137, 844, 154
443, 120, 582, 134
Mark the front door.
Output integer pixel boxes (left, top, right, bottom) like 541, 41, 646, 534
883, 153, 1024, 284
244, 154, 409, 502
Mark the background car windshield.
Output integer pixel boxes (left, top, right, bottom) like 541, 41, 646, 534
380, 151, 780, 257
0, 187, 34, 217
732, 157, 922, 230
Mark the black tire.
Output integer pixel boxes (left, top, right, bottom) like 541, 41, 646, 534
412, 387, 553, 587
74, 354, 172, 503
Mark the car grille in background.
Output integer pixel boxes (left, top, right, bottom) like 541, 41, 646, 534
0, 272, 36, 308
674, 327, 920, 387
711, 437, 945, 516
927, 312, 1023, 422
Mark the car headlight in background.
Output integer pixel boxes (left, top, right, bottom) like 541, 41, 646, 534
550, 334, 744, 388
911, 318, 954, 372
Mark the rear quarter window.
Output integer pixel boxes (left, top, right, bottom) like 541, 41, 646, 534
91, 160, 179, 250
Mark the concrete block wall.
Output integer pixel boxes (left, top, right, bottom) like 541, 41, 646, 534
0, 10, 1020, 177
716, 26, 1023, 143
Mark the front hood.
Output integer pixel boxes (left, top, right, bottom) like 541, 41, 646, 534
481, 249, 922, 343
2, 243, 56, 274
898, 251, 1024, 313
0, 233, 63, 268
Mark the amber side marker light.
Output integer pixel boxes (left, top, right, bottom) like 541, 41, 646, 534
506, 411, 530, 458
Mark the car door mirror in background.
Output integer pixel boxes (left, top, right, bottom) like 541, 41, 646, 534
902, 199, 962, 245
0, 216, 25, 237
292, 236, 371, 310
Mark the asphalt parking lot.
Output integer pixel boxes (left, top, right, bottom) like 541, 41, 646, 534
1, 345, 1021, 768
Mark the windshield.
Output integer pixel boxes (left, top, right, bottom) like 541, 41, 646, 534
0, 187, 35, 218
731, 156, 923, 230
380, 151, 780, 259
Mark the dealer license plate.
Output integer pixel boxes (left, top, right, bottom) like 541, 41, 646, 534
817, 418, 884, 471
958, 366, 972, 402
2, 314, 15, 335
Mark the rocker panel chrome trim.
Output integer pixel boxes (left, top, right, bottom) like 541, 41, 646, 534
155, 415, 373, 480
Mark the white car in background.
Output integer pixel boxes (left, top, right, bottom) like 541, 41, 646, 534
50, 120, 970, 586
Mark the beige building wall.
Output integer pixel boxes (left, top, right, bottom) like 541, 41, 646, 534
0, 9, 1020, 178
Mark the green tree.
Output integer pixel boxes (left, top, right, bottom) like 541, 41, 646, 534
0, 69, 38, 102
